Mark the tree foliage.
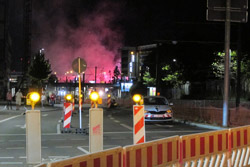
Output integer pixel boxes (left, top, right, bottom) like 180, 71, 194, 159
211, 51, 250, 80
28, 53, 52, 86
161, 64, 183, 88
143, 71, 156, 86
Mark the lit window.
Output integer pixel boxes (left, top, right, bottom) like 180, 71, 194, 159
129, 62, 133, 72
131, 55, 135, 62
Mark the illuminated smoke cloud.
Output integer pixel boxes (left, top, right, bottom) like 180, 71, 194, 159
33, 1, 123, 83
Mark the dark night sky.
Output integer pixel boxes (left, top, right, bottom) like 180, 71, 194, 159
8, 0, 250, 78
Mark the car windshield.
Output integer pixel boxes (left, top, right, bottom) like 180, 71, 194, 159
144, 97, 168, 105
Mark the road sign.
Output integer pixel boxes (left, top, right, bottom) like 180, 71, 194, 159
207, 0, 248, 10
72, 57, 87, 73
207, 9, 248, 22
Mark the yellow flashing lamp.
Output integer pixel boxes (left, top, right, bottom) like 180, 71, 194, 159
65, 94, 73, 101
30, 92, 40, 103
107, 94, 111, 98
132, 94, 141, 104
90, 91, 99, 102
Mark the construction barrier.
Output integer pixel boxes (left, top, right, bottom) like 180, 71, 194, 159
230, 125, 250, 167
123, 136, 179, 167
133, 105, 145, 144
63, 103, 73, 128
107, 97, 111, 108
35, 125, 250, 167
179, 129, 229, 166
47, 147, 123, 167
34, 163, 47, 167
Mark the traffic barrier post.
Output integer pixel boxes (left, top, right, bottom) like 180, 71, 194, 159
107, 96, 111, 108
123, 136, 179, 167
89, 108, 103, 153
47, 147, 123, 167
133, 105, 145, 145
63, 102, 73, 129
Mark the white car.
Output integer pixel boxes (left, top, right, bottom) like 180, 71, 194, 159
144, 96, 173, 122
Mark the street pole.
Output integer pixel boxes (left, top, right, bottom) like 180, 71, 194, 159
223, 0, 231, 127
78, 57, 82, 129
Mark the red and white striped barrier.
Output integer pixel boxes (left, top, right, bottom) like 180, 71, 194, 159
133, 105, 145, 144
47, 147, 123, 167
107, 97, 111, 108
63, 102, 73, 128
123, 136, 179, 167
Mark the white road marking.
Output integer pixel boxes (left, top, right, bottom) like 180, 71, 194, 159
9, 140, 25, 142
0, 157, 14, 159
114, 120, 120, 123
20, 124, 26, 129
42, 147, 49, 149
120, 124, 133, 130
0, 162, 23, 165
6, 147, 24, 150
55, 146, 73, 148
19, 156, 26, 159
71, 138, 86, 141
0, 115, 21, 123
58, 120, 61, 123
77, 146, 89, 154
42, 114, 48, 117
155, 124, 162, 126
51, 139, 65, 141
109, 117, 114, 120
57, 123, 61, 134
49, 156, 70, 159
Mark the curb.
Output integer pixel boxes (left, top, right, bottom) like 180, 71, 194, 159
173, 119, 227, 130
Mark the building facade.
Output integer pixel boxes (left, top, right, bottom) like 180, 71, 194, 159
0, 0, 12, 99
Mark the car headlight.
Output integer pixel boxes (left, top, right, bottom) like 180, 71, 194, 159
166, 110, 172, 113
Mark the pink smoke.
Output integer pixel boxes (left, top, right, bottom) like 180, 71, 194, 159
33, 1, 123, 83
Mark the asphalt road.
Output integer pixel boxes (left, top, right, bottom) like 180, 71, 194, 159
0, 103, 213, 167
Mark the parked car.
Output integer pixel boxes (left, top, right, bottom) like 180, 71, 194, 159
143, 96, 173, 122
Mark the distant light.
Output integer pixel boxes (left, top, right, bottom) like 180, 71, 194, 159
173, 59, 177, 62
70, 70, 73, 73
130, 51, 134, 55
54, 72, 57, 75
99, 90, 104, 96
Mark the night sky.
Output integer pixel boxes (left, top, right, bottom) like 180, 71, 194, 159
8, 0, 250, 81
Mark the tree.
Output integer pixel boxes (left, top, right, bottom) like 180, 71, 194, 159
143, 71, 156, 86
28, 52, 52, 87
161, 64, 183, 88
48, 74, 58, 84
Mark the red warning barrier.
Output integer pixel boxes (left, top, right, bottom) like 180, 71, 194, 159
63, 103, 73, 129
47, 147, 123, 167
179, 129, 229, 166
133, 105, 145, 144
107, 97, 111, 108
123, 136, 179, 167
230, 125, 250, 166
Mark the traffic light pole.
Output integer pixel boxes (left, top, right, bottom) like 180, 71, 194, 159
223, 0, 231, 127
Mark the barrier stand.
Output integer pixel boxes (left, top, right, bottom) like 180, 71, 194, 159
107, 94, 111, 108
26, 92, 41, 164
62, 102, 73, 133
132, 94, 145, 145
89, 92, 103, 153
